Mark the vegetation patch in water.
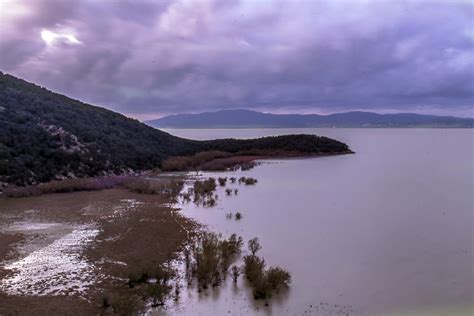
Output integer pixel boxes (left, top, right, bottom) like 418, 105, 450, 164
238, 176, 258, 185
243, 238, 291, 300
185, 232, 243, 290
122, 177, 183, 196
181, 233, 291, 304
218, 177, 227, 186
191, 177, 220, 207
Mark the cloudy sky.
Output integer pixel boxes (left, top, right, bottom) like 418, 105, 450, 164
1, 0, 473, 119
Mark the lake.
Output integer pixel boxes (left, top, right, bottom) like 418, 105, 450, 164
162, 128, 473, 316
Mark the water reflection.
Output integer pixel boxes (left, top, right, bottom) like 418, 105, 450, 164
163, 129, 473, 316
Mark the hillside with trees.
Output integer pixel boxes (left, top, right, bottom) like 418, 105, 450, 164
0, 72, 351, 186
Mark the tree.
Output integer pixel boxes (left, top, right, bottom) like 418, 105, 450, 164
231, 265, 241, 282
248, 237, 261, 255
243, 254, 266, 285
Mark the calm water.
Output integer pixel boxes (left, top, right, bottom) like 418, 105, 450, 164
163, 129, 473, 316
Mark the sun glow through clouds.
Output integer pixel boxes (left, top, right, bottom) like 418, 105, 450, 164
41, 29, 81, 45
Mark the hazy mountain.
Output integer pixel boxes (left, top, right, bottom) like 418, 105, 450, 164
0, 73, 350, 185
146, 109, 473, 128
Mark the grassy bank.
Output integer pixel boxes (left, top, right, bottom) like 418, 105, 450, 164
1, 174, 183, 198
162, 149, 354, 172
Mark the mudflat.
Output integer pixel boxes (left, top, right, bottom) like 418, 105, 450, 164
0, 187, 196, 315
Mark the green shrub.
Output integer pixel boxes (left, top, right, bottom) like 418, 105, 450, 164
243, 238, 291, 300
243, 255, 266, 286
193, 177, 217, 196
244, 178, 257, 185
190, 232, 243, 289
218, 177, 227, 186
266, 266, 291, 293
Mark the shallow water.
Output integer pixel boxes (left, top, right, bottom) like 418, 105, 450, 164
0, 225, 99, 296
163, 128, 473, 316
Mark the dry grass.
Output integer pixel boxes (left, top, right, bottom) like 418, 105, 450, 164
162, 150, 232, 171
2, 175, 185, 199
2, 176, 127, 198
162, 149, 315, 172
121, 177, 183, 195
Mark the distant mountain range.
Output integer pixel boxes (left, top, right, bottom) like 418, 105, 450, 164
146, 109, 474, 128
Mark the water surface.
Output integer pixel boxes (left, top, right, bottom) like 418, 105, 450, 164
163, 128, 473, 316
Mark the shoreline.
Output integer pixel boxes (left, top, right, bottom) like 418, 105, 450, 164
1, 150, 354, 199
0, 152, 351, 314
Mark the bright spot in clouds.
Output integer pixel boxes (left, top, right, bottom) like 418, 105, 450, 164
41, 29, 81, 45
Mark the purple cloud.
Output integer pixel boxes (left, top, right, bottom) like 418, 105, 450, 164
0, 0, 472, 119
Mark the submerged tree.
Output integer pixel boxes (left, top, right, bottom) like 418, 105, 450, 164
244, 177, 257, 185
186, 233, 290, 303
243, 237, 291, 300
266, 267, 291, 293
191, 232, 244, 290
218, 177, 227, 186
231, 265, 241, 282
248, 237, 262, 256
243, 254, 266, 286
193, 177, 217, 196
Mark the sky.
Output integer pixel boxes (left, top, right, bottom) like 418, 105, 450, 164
0, 0, 473, 120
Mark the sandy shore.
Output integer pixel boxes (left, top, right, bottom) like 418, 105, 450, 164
0, 186, 196, 315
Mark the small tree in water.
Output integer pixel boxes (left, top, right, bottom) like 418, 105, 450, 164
231, 265, 241, 282
244, 177, 257, 185
191, 232, 244, 290
243, 254, 266, 286
248, 237, 262, 255
243, 237, 291, 300
218, 177, 227, 186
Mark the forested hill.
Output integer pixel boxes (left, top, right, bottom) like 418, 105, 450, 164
0, 72, 351, 186
146, 109, 474, 128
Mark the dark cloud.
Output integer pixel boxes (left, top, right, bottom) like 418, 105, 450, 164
0, 0, 472, 119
